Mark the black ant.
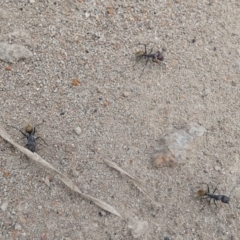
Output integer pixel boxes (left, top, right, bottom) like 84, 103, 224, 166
198, 184, 230, 207
11, 124, 45, 152
135, 44, 164, 75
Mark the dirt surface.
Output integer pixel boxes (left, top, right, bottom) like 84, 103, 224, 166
1, 0, 240, 239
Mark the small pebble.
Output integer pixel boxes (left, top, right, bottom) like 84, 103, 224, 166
1, 202, 8, 211
0, 42, 33, 63
203, 88, 211, 96
128, 219, 148, 239
74, 126, 82, 135
98, 211, 106, 217
152, 149, 177, 168
15, 223, 22, 231
72, 169, 79, 177
123, 91, 130, 97
214, 166, 221, 171
103, 101, 109, 107
5, 66, 12, 71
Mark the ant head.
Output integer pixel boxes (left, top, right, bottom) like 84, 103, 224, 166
157, 52, 164, 61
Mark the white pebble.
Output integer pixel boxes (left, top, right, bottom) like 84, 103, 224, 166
128, 218, 148, 239
15, 223, 22, 231
74, 126, 82, 135
214, 166, 221, 171
1, 202, 8, 211
123, 91, 130, 97
0, 42, 33, 63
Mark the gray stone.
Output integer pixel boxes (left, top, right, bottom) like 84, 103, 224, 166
74, 126, 82, 135
128, 218, 148, 239
14, 223, 22, 231
153, 123, 206, 168
0, 42, 33, 63
0, 9, 9, 19
165, 123, 206, 161
1, 202, 8, 212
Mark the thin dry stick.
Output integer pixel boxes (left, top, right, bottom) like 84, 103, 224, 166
103, 159, 160, 207
0, 125, 121, 218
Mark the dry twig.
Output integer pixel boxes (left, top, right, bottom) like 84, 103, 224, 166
0, 125, 121, 218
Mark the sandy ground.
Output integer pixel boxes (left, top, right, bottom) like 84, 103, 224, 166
1, 0, 240, 239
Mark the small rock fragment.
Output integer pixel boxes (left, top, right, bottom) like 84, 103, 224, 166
123, 91, 130, 97
0, 9, 9, 19
98, 211, 106, 217
103, 101, 109, 107
74, 126, 82, 135
152, 148, 177, 168
164, 123, 206, 161
152, 123, 206, 167
1, 202, 8, 211
5, 66, 12, 71
203, 88, 211, 96
42, 175, 50, 187
14, 223, 22, 231
107, 6, 114, 15
128, 218, 148, 239
0, 42, 33, 63
72, 78, 80, 86
71, 169, 79, 177
232, 58, 240, 74
214, 166, 221, 171
41, 233, 47, 240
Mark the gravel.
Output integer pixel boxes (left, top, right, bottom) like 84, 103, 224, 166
1, 0, 240, 239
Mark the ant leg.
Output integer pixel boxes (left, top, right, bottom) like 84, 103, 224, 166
144, 48, 153, 66
18, 129, 28, 138
213, 200, 218, 208
144, 44, 147, 55
207, 184, 210, 194
134, 55, 144, 66
213, 188, 218, 194
134, 44, 148, 67
11, 126, 28, 137
35, 137, 47, 145
140, 48, 153, 75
